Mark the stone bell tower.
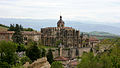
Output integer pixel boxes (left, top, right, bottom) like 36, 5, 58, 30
57, 16, 65, 28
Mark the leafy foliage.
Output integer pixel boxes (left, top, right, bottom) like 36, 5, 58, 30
0, 41, 18, 66
78, 52, 101, 68
26, 45, 41, 62
9, 24, 24, 44
16, 44, 26, 52
51, 61, 64, 68
24, 28, 34, 31
56, 40, 62, 46
8, 24, 23, 31
12, 63, 24, 68
20, 56, 31, 65
78, 38, 120, 68
41, 48, 46, 57
47, 49, 54, 64
0, 61, 10, 68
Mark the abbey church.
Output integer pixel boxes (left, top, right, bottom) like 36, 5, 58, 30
0, 16, 99, 48
41, 16, 81, 47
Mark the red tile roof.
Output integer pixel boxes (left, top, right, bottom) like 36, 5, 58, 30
0, 31, 41, 35
42, 27, 73, 29
63, 27, 72, 29
22, 31, 41, 35
54, 56, 69, 61
0, 31, 14, 34
69, 61, 78, 66
89, 36, 99, 41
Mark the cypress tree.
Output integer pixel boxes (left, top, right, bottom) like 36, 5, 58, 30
12, 24, 23, 44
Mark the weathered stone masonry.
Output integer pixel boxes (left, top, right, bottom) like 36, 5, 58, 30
41, 16, 81, 47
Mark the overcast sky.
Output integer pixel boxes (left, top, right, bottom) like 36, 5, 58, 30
0, 0, 120, 24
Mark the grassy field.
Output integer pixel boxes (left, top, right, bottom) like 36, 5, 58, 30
0, 26, 8, 31
39, 45, 57, 49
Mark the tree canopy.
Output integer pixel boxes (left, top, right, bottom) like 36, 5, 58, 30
47, 49, 54, 64
9, 24, 24, 44
51, 61, 64, 68
26, 45, 41, 62
24, 28, 34, 31
0, 41, 18, 67
77, 38, 120, 68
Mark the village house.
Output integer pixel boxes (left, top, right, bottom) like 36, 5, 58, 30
22, 31, 41, 45
0, 31, 14, 41
0, 31, 41, 45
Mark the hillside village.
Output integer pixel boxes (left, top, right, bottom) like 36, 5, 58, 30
0, 16, 120, 68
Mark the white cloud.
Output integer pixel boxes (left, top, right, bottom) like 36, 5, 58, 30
0, 0, 120, 23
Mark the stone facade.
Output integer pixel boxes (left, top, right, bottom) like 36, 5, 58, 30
41, 16, 80, 47
0, 31, 14, 41
22, 31, 41, 45
52, 47, 91, 59
52, 46, 91, 68
0, 31, 41, 44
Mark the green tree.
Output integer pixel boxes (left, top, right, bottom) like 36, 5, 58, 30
11, 24, 23, 44
0, 61, 10, 68
77, 52, 103, 68
19, 25, 24, 31
20, 56, 31, 65
12, 63, 24, 68
26, 45, 41, 62
110, 40, 120, 68
8, 24, 15, 31
12, 30, 23, 44
47, 49, 54, 64
99, 53, 112, 68
24, 28, 34, 31
56, 40, 62, 46
0, 41, 18, 65
41, 48, 46, 57
16, 44, 26, 52
77, 38, 120, 68
51, 61, 64, 68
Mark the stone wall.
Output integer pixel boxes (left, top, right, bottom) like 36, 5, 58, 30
78, 48, 91, 56
52, 47, 91, 58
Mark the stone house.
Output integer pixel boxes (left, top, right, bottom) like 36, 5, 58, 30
54, 56, 70, 68
0, 31, 14, 41
0, 31, 41, 45
22, 31, 41, 45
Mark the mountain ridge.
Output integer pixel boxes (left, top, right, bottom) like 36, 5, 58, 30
0, 18, 120, 35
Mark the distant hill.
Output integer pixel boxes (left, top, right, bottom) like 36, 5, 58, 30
82, 31, 120, 40
0, 21, 119, 39
88, 31, 117, 36
0, 26, 8, 31
0, 24, 8, 31
0, 18, 120, 35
